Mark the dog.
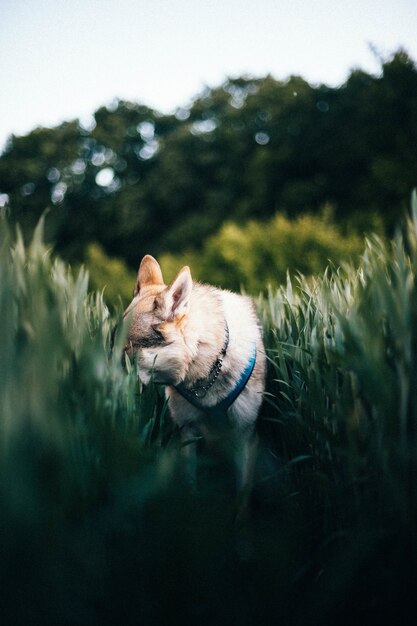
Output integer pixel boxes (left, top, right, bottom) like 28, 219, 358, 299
122, 255, 266, 496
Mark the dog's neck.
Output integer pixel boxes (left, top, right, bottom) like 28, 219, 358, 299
178, 322, 229, 399
180, 283, 228, 387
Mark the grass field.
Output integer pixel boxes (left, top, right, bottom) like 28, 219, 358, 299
1, 200, 417, 625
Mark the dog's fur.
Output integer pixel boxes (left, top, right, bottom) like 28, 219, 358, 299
123, 255, 266, 493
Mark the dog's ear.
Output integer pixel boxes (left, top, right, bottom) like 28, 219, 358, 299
134, 255, 164, 296
166, 266, 192, 318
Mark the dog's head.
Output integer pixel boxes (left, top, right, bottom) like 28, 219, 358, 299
122, 255, 194, 385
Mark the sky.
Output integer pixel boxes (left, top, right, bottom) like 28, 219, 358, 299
1, 0, 417, 152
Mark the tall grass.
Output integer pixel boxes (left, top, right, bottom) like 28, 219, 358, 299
1, 200, 417, 625
257, 193, 417, 622
261, 196, 417, 518
0, 219, 172, 624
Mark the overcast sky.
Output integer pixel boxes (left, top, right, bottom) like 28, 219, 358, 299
1, 0, 417, 151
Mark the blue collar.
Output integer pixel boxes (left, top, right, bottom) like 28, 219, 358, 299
174, 340, 257, 418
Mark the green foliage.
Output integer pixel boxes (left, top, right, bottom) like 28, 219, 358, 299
251, 196, 417, 621
0, 50, 416, 271
0, 218, 173, 623
2, 204, 417, 623
84, 242, 136, 307
160, 211, 364, 291
260, 207, 417, 512
2, 47, 417, 624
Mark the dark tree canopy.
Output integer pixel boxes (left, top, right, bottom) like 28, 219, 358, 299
1, 50, 416, 267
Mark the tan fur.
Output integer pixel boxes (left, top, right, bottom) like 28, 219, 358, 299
123, 255, 267, 497
133, 254, 164, 292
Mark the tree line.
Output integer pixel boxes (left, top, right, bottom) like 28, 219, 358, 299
1, 49, 416, 277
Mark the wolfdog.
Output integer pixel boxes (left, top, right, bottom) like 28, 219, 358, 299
122, 255, 266, 495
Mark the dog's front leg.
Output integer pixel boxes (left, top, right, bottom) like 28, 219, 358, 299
233, 426, 258, 517
179, 421, 200, 489
166, 388, 203, 489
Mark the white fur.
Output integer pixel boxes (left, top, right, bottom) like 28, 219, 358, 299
123, 259, 266, 498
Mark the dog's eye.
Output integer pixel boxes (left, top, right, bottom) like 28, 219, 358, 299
151, 324, 165, 342
128, 327, 166, 350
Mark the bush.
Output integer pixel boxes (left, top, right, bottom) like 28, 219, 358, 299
160, 211, 364, 290
84, 242, 136, 307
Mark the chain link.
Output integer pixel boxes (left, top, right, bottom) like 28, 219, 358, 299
182, 323, 229, 399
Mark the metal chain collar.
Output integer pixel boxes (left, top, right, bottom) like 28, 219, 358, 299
182, 322, 230, 399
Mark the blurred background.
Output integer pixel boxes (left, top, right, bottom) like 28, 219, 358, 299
1, 0, 417, 303
2, 4, 417, 624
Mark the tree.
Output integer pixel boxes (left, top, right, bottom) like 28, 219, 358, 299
1, 49, 416, 270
